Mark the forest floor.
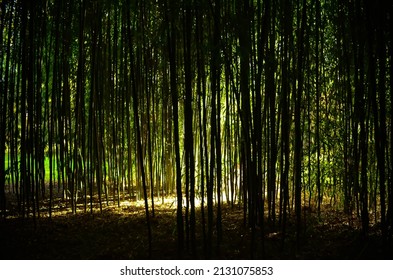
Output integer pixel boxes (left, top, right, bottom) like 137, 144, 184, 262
0, 196, 392, 260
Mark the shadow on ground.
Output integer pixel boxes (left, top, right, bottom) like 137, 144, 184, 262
0, 202, 391, 260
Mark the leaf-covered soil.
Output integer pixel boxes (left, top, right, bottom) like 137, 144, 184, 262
0, 199, 392, 260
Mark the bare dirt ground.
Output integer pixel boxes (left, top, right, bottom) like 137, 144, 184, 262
0, 198, 392, 260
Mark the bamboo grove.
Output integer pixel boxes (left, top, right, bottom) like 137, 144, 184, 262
1, 0, 393, 257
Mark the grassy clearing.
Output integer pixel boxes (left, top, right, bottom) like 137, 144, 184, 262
4, 153, 59, 183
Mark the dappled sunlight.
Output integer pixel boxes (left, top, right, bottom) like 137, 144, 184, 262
1, 0, 392, 260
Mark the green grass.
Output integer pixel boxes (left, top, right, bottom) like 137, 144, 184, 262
4, 152, 135, 185
4, 153, 59, 183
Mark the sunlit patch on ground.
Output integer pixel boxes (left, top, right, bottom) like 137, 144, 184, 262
0, 199, 391, 260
